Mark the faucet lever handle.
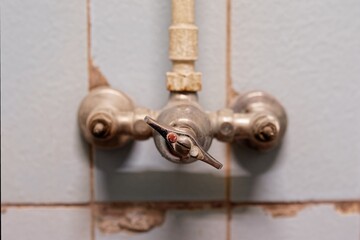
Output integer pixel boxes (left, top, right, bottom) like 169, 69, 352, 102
144, 116, 223, 169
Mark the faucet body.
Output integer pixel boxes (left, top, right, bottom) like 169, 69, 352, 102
78, 87, 287, 169
153, 93, 212, 164
78, 0, 287, 169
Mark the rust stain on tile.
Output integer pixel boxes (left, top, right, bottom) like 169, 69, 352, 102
334, 202, 360, 215
88, 58, 109, 90
96, 204, 165, 234
262, 204, 308, 218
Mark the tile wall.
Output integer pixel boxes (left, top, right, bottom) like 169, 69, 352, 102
2, 0, 359, 239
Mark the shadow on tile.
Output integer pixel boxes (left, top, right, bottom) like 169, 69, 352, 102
77, 127, 91, 167
96, 170, 227, 201
94, 144, 226, 201
232, 144, 280, 175
94, 141, 135, 169
231, 143, 282, 201
93, 141, 283, 202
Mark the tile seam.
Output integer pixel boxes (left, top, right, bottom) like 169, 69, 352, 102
86, 0, 95, 238
2, 200, 359, 209
86, 0, 92, 91
225, 0, 233, 239
89, 146, 96, 240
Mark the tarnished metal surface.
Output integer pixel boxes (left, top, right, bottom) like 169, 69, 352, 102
166, 72, 201, 92
167, 0, 202, 92
77, 0, 287, 167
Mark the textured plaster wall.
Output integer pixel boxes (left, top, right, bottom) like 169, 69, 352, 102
1, 0, 359, 239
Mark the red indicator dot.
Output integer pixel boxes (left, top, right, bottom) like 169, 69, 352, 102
167, 132, 178, 143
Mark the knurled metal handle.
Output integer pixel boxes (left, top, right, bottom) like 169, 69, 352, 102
144, 116, 223, 169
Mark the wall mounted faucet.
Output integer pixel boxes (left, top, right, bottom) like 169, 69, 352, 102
78, 0, 287, 169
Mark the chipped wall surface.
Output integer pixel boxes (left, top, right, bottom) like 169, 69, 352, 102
1, 0, 359, 240
96, 205, 165, 233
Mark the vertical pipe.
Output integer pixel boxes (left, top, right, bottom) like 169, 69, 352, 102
167, 0, 202, 92
172, 0, 195, 24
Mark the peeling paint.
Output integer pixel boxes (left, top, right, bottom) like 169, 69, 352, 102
262, 204, 308, 218
96, 205, 165, 234
334, 202, 360, 215
89, 59, 109, 90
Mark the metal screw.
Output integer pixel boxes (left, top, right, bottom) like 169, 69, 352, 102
175, 136, 192, 156
219, 122, 233, 137
90, 119, 111, 139
254, 122, 277, 142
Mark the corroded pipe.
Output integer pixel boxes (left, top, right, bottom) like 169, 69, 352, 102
167, 0, 201, 92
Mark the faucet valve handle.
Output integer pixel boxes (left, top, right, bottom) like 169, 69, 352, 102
144, 116, 223, 169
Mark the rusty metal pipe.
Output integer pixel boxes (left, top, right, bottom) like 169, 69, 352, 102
167, 0, 201, 92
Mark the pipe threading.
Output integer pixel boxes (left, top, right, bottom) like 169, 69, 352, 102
167, 0, 201, 92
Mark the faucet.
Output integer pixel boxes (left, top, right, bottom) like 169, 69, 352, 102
78, 0, 287, 169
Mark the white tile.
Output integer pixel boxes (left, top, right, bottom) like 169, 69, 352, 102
231, 205, 360, 240
2, 207, 91, 240
92, 0, 227, 201
231, 0, 360, 201
95, 209, 226, 240
1, 0, 89, 202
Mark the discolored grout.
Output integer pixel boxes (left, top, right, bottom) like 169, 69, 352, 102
225, 0, 233, 239
2, 201, 359, 216
225, 145, 232, 240
86, 0, 92, 91
3, 201, 358, 236
88, 58, 110, 90
225, 1, 238, 108
89, 146, 96, 240
261, 203, 307, 218
3, 200, 359, 209
334, 202, 360, 215
1, 203, 90, 209
86, 0, 93, 91
93, 201, 226, 210
86, 0, 96, 239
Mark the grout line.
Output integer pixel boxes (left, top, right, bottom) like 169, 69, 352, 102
89, 146, 96, 240
2, 200, 359, 209
231, 200, 360, 207
86, 0, 96, 239
86, 0, 92, 91
225, 145, 232, 240
1, 203, 90, 208
225, 0, 233, 239
226, 0, 234, 106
